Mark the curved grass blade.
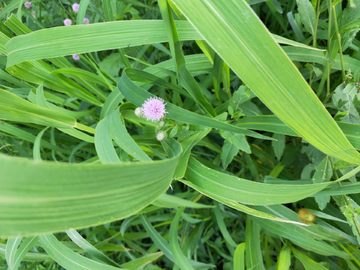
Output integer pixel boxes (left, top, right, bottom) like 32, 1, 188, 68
66, 229, 120, 268
33, 127, 49, 161
233, 243, 246, 270
106, 109, 152, 162
94, 119, 121, 164
171, 0, 360, 164
0, 142, 180, 236
12, 236, 39, 270
185, 157, 331, 205
5, 236, 22, 270
39, 234, 123, 270
169, 207, 194, 269
120, 252, 164, 269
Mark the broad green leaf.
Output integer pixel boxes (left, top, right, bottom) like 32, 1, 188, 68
185, 157, 332, 205
313, 156, 333, 210
171, 0, 360, 165
296, 0, 316, 35
39, 234, 123, 270
221, 140, 239, 169
220, 131, 251, 154
272, 133, 285, 160
0, 143, 180, 236
0, 89, 76, 128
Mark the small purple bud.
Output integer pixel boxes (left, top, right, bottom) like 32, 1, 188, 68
72, 3, 79, 12
72, 54, 80, 60
83, 17, 89, 24
24, 2, 32, 8
64, 18, 72, 26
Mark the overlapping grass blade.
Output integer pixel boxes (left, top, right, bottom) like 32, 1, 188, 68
185, 157, 332, 205
39, 234, 123, 270
171, 0, 360, 164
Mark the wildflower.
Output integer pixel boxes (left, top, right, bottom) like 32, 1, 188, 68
72, 3, 79, 12
83, 17, 89, 24
72, 54, 80, 60
156, 131, 167, 141
142, 97, 167, 122
64, 19, 72, 26
134, 107, 142, 118
24, 2, 31, 9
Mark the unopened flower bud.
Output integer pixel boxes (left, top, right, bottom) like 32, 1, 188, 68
134, 107, 142, 118
156, 131, 166, 141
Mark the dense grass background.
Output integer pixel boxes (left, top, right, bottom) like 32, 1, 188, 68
2, 0, 360, 269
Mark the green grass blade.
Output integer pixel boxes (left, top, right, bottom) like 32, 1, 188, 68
0, 89, 76, 128
275, 243, 291, 270
153, 194, 214, 209
12, 236, 39, 270
179, 179, 305, 225
214, 202, 238, 248
245, 217, 265, 270
66, 229, 120, 268
106, 109, 152, 162
169, 207, 194, 269
171, 0, 360, 164
5, 236, 22, 270
33, 127, 49, 161
39, 234, 123, 270
0, 146, 180, 236
185, 157, 331, 205
120, 252, 164, 269
233, 242, 246, 270
94, 119, 121, 164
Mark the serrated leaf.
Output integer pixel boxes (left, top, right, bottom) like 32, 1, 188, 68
221, 140, 239, 169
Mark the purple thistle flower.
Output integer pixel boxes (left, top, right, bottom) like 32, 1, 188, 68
64, 18, 72, 26
24, 2, 32, 9
72, 54, 80, 60
83, 17, 89, 24
72, 3, 79, 12
142, 97, 167, 122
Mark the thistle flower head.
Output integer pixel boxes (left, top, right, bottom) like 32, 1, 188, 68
24, 2, 32, 9
142, 97, 167, 122
72, 54, 80, 60
72, 3, 79, 12
134, 107, 142, 118
83, 17, 89, 24
64, 18, 72, 26
156, 131, 167, 141
298, 208, 316, 223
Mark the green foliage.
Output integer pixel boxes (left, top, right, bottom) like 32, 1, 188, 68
1, 0, 360, 268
